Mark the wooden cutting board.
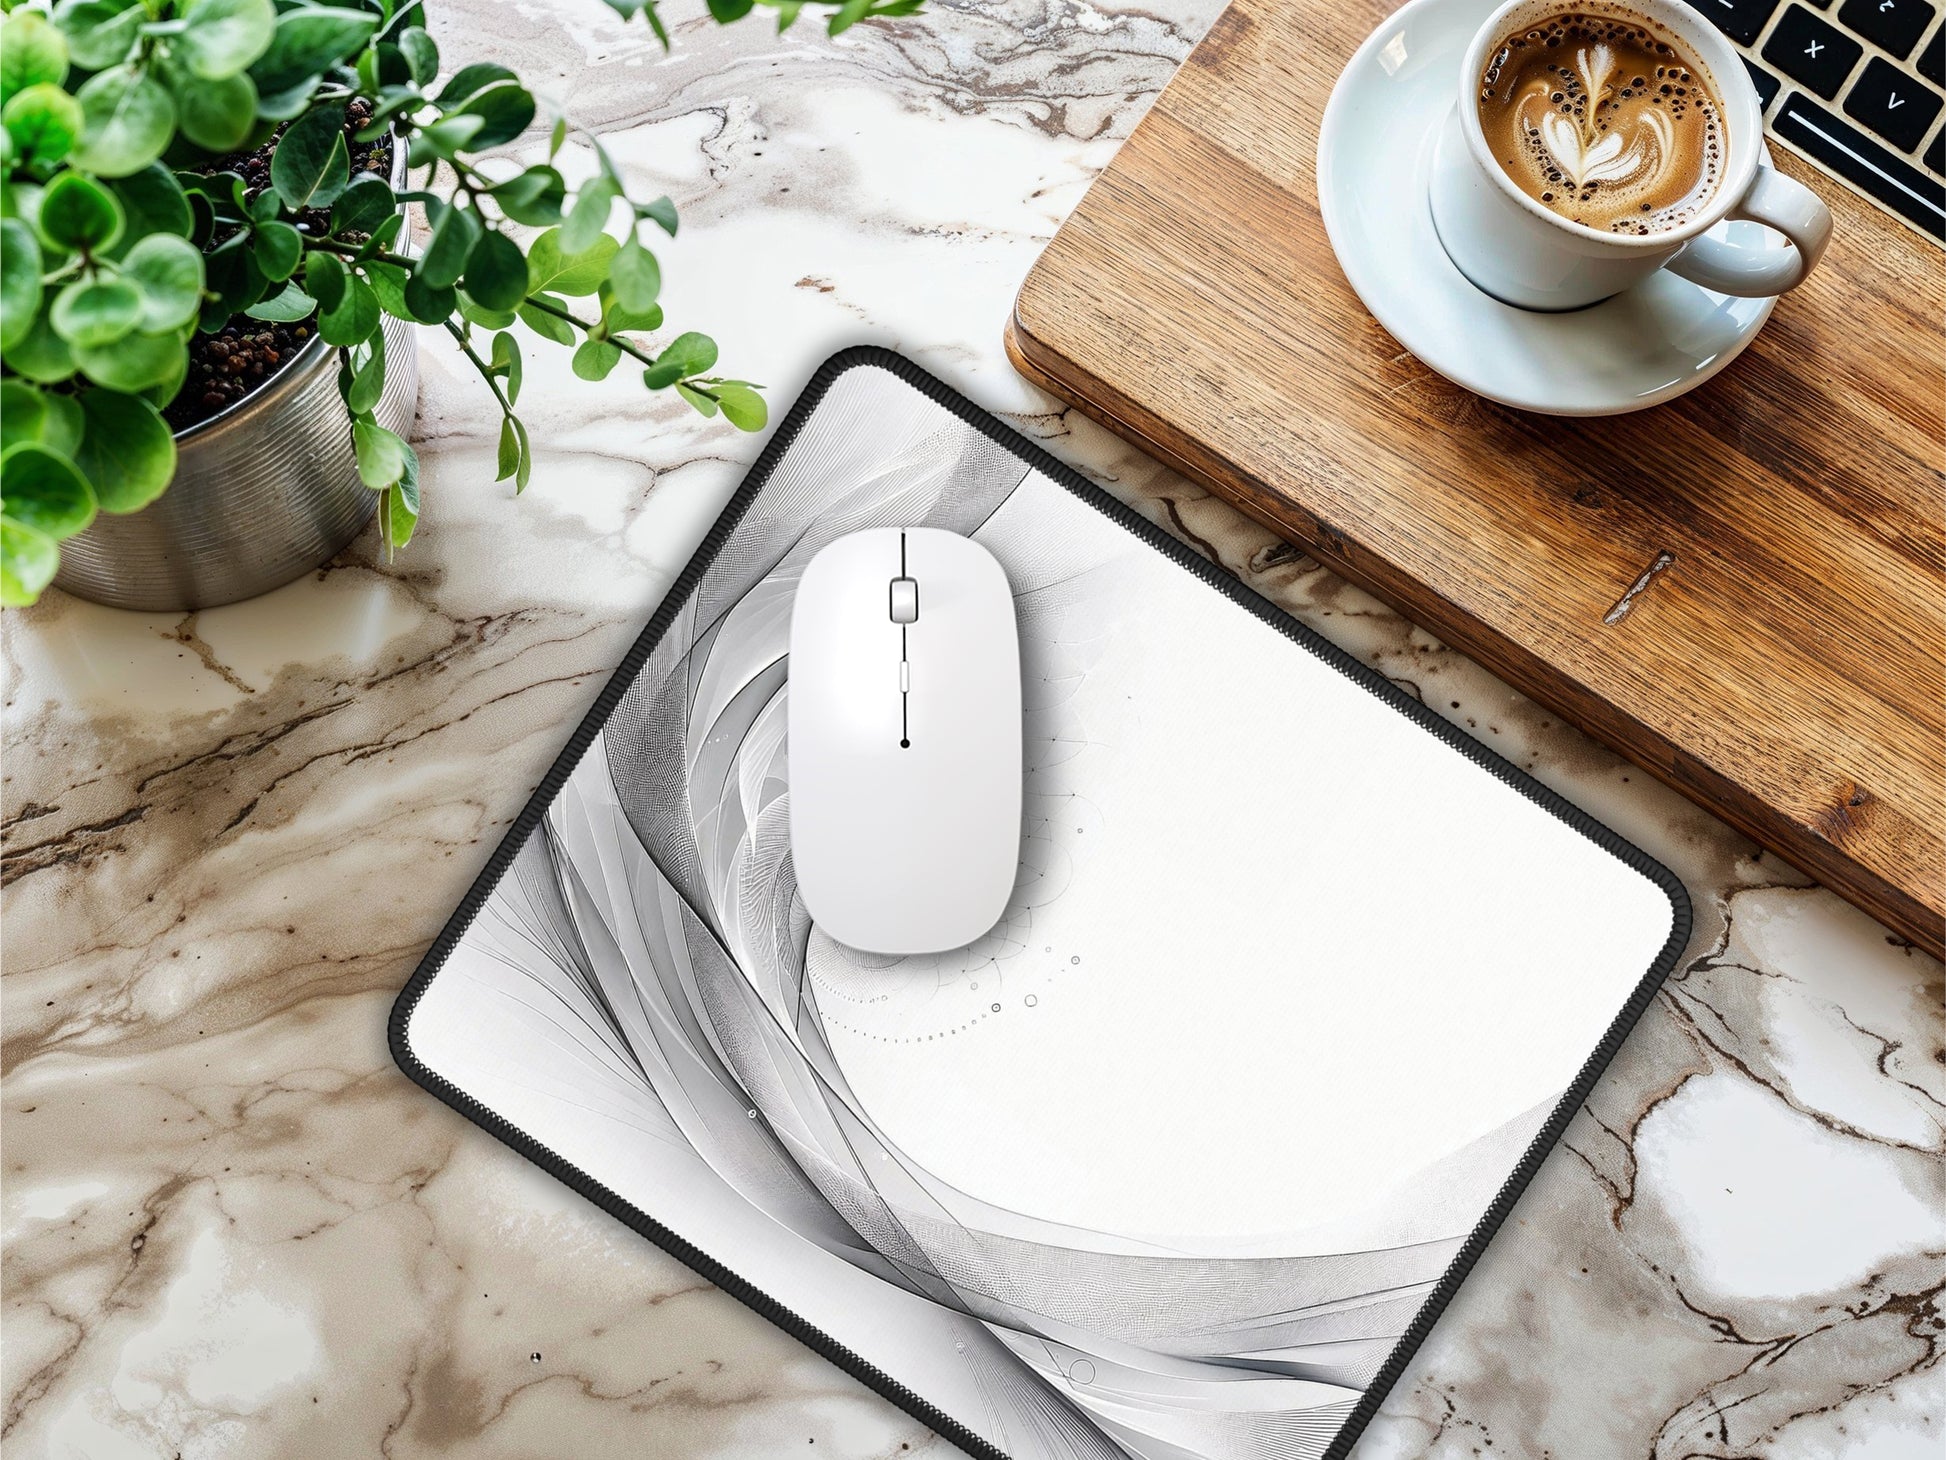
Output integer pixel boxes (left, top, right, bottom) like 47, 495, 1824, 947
1008, 0, 1946, 958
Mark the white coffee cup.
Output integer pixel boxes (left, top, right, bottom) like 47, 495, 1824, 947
1429, 0, 1832, 311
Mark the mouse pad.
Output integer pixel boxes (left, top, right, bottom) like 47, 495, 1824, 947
391, 348, 1689, 1460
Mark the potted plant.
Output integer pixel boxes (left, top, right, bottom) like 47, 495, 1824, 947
0, 0, 921, 609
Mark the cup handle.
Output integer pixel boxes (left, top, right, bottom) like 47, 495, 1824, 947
1664, 165, 1833, 297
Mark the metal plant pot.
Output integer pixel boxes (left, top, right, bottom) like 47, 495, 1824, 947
50, 311, 418, 612
54, 135, 417, 615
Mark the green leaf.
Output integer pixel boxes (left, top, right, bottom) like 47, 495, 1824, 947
495, 413, 518, 481
435, 61, 516, 106
637, 193, 678, 237
406, 110, 483, 165
547, 115, 565, 160
379, 481, 414, 551
72, 327, 183, 392
249, 218, 301, 282
356, 211, 403, 259
453, 81, 534, 150
72, 387, 173, 512
304, 247, 345, 311
643, 330, 716, 388
169, 65, 257, 152
524, 227, 615, 296
351, 416, 406, 488
0, 382, 83, 456
52, 1, 143, 73
109, 165, 192, 247
673, 379, 717, 417
121, 233, 206, 331
139, 342, 188, 409
456, 291, 515, 330
571, 337, 621, 381
0, 177, 42, 227
560, 175, 616, 255
6, 307, 74, 382
248, 5, 378, 99
418, 198, 480, 290
344, 332, 385, 413
636, 1, 671, 51
369, 40, 414, 92
37, 170, 123, 252
3, 83, 83, 166
0, 216, 41, 353
706, 0, 755, 20
252, 79, 317, 124
174, 0, 275, 81
0, 442, 96, 538
330, 173, 394, 236
610, 234, 660, 313
774, 0, 803, 32
516, 294, 574, 344
270, 104, 350, 211
713, 380, 766, 431
364, 258, 411, 319
252, 230, 306, 297
398, 26, 437, 86
378, 437, 421, 551
827, 0, 874, 35
177, 167, 248, 225
1, 12, 69, 107
510, 412, 530, 489
201, 229, 264, 320
72, 64, 175, 177
602, 294, 661, 334
491, 165, 564, 227
318, 273, 378, 345
0, 516, 59, 605
461, 227, 526, 312
51, 276, 142, 347
244, 277, 313, 321
400, 271, 454, 324
491, 329, 522, 405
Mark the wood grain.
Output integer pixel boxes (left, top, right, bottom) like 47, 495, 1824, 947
1009, 0, 1946, 957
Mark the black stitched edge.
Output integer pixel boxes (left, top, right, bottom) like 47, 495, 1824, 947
388, 345, 1692, 1460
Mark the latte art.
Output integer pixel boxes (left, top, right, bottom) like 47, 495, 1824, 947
1528, 46, 1675, 189
1477, 12, 1725, 233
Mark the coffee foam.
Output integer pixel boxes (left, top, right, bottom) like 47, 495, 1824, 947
1477, 12, 1725, 233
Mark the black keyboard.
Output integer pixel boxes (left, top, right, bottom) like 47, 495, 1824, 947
1695, 0, 1946, 240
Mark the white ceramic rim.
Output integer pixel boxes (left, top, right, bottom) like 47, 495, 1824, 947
1457, 0, 1763, 248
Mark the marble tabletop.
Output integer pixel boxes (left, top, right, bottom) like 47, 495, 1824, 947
4, 1, 1941, 1456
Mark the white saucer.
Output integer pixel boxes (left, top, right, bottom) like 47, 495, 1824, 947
1317, 0, 1782, 415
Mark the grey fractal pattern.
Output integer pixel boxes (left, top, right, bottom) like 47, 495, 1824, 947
456, 371, 1540, 1460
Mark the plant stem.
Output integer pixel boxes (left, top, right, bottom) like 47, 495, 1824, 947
519, 295, 658, 368
440, 320, 516, 420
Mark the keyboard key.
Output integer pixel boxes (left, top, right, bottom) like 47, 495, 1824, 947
1919, 25, 1944, 85
1844, 56, 1944, 148
1835, 0, 1935, 58
1763, 5, 1865, 96
1774, 91, 1945, 236
1929, 125, 1946, 172
1745, 57, 1784, 110
1695, 0, 1783, 44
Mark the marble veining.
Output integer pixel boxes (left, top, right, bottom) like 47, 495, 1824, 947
3, 1, 1940, 1457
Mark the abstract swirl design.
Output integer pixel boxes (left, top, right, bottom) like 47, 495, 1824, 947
448, 371, 1564, 1460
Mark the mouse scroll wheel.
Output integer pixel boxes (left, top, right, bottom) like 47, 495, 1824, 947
889, 577, 919, 624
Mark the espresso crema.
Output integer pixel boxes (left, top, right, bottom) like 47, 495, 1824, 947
1476, 11, 1726, 233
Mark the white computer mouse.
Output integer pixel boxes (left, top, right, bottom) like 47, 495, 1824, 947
788, 527, 1022, 955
